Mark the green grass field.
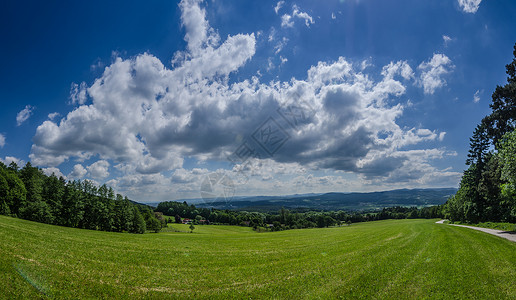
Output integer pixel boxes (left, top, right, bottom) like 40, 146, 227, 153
1, 216, 515, 299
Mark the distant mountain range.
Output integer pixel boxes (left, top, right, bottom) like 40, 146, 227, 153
147, 188, 457, 212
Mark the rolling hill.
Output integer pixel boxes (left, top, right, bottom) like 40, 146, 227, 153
1, 215, 515, 298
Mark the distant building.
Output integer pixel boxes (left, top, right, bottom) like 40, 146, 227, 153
182, 218, 192, 224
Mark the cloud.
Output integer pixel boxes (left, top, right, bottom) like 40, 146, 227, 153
69, 164, 87, 179
268, 27, 276, 42
281, 5, 314, 28
274, 1, 284, 14
274, 37, 289, 54
48, 112, 60, 120
417, 53, 454, 94
87, 160, 110, 180
70, 82, 88, 105
179, 0, 214, 56
16, 105, 34, 126
0, 156, 25, 167
473, 89, 481, 103
360, 149, 461, 186
458, 0, 482, 13
42, 167, 65, 178
292, 5, 314, 27
0, 134, 4, 148
442, 35, 452, 46
29, 0, 455, 199
381, 60, 414, 81
266, 57, 275, 71
281, 14, 294, 28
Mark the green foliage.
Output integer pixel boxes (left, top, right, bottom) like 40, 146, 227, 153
0, 171, 10, 216
0, 161, 158, 233
19, 200, 54, 224
0, 166, 27, 216
446, 42, 516, 223
113, 195, 133, 232
499, 130, 516, 184
130, 207, 146, 234
147, 217, 162, 233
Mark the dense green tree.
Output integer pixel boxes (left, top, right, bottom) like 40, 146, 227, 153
130, 207, 146, 234
21, 199, 54, 224
60, 181, 84, 227
498, 130, 516, 221
0, 169, 10, 215
466, 123, 490, 167
42, 174, 65, 225
484, 44, 516, 145
445, 42, 516, 223
0, 168, 26, 216
147, 217, 162, 233
0, 162, 160, 233
8, 162, 19, 173
113, 195, 132, 232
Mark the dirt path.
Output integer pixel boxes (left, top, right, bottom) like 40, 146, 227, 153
436, 220, 516, 242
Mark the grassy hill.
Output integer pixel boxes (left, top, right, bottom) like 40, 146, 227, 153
1, 216, 515, 299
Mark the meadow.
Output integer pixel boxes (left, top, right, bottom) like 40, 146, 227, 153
1, 216, 515, 299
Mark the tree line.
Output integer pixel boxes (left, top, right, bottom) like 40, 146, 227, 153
0, 161, 165, 233
443, 43, 516, 224
156, 200, 443, 231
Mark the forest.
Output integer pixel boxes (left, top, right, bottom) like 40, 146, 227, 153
0, 161, 164, 233
443, 43, 516, 224
156, 200, 443, 230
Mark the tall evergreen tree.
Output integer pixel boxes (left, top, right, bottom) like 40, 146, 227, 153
42, 174, 65, 225
446, 43, 516, 223
130, 207, 146, 234
484, 44, 516, 145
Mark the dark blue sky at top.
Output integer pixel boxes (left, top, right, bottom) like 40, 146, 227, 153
1, 0, 516, 199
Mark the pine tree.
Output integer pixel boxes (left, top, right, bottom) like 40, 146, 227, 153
484, 44, 516, 145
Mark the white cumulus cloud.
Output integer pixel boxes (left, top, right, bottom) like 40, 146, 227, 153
0, 134, 4, 148
281, 14, 294, 28
418, 53, 454, 95
69, 164, 88, 179
87, 160, 110, 180
42, 167, 65, 178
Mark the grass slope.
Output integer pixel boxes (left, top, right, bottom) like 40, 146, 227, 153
1, 216, 515, 299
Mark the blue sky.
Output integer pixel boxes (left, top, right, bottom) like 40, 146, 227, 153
1, 0, 515, 202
